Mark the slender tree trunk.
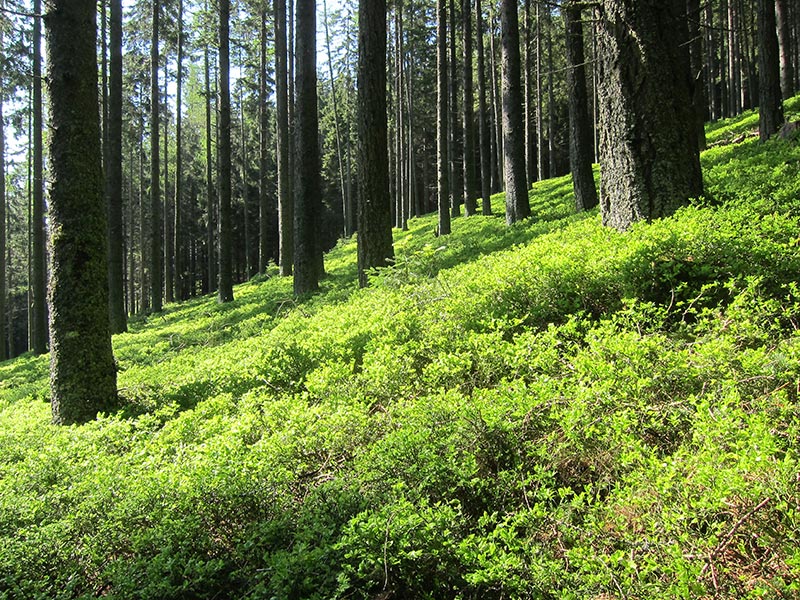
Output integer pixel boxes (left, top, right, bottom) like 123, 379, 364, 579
138, 107, 149, 312
500, 0, 529, 224
204, 40, 216, 293
564, 4, 598, 212
489, 4, 503, 192
163, 73, 173, 304
357, 0, 393, 287
293, 0, 322, 294
462, 0, 477, 216
437, 0, 451, 235
218, 0, 234, 302
524, 0, 536, 184
45, 0, 118, 424
32, 0, 47, 355
475, 0, 492, 214
758, 0, 784, 140
175, 0, 186, 300
449, 0, 463, 218
0, 3, 5, 361
775, 0, 795, 99
276, 0, 293, 276
150, 0, 162, 312
107, 0, 126, 331
546, 7, 556, 177
535, 0, 545, 179
259, 7, 270, 274
597, 0, 703, 230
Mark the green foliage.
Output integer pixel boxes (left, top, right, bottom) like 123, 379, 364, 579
1, 99, 800, 598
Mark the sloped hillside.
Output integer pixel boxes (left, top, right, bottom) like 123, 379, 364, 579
1, 100, 799, 599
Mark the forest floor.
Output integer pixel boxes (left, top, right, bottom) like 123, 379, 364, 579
1, 98, 800, 599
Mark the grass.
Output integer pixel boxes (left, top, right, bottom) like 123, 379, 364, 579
1, 99, 800, 599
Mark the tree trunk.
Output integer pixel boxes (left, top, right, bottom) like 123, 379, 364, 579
204, 42, 216, 294
437, 0, 451, 235
597, 0, 703, 231
758, 0, 784, 140
259, 7, 270, 274
163, 73, 173, 304
564, 4, 598, 212
218, 0, 234, 302
686, 0, 707, 150
150, 0, 162, 312
524, 0, 536, 184
174, 0, 186, 300
489, 5, 503, 192
107, 0, 126, 331
276, 0, 293, 276
32, 0, 47, 355
293, 0, 322, 295
449, 0, 463, 219
45, 0, 118, 424
475, 0, 492, 215
462, 0, 477, 216
535, 0, 545, 179
357, 0, 393, 288
775, 0, 795, 99
0, 2, 5, 361
500, 0, 529, 224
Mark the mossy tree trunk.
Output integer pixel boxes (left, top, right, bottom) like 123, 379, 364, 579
597, 0, 703, 231
564, 3, 598, 212
45, 0, 118, 425
357, 0, 393, 288
500, 0, 529, 224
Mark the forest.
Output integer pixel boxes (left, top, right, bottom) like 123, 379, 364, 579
0, 0, 799, 597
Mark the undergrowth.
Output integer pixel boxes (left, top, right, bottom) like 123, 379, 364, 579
1, 99, 799, 599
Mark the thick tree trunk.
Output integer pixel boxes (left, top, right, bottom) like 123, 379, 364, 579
597, 0, 703, 231
107, 0, 126, 331
218, 0, 234, 302
564, 4, 598, 212
500, 0, 529, 224
357, 0, 393, 288
758, 0, 784, 140
32, 0, 47, 354
462, 0, 477, 216
293, 0, 322, 295
276, 0, 293, 277
437, 0, 451, 235
45, 0, 118, 424
475, 0, 492, 215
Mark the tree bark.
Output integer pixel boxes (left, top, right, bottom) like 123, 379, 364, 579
276, 0, 293, 277
0, 2, 5, 361
686, 0, 707, 150
218, 0, 234, 302
449, 0, 463, 219
475, 0, 492, 215
775, 0, 794, 100
597, 0, 703, 231
32, 0, 47, 354
293, 0, 322, 295
500, 0, 529, 224
357, 0, 393, 288
204, 41, 216, 294
437, 0, 451, 235
462, 0, 477, 216
174, 0, 186, 300
107, 0, 126, 331
758, 0, 784, 140
45, 0, 118, 424
150, 0, 162, 312
564, 4, 598, 212
259, 7, 271, 274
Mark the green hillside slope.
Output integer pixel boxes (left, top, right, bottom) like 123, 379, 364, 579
1, 99, 799, 599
